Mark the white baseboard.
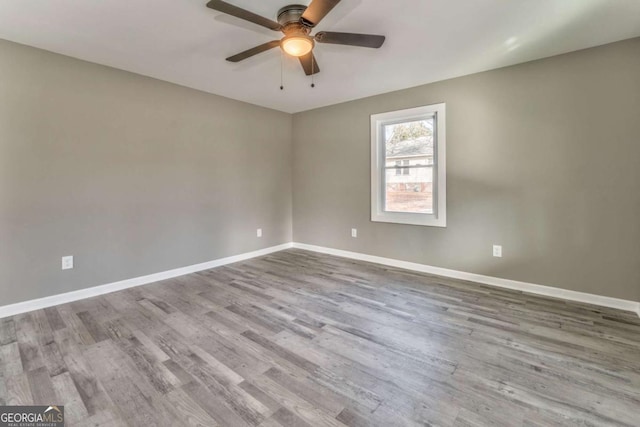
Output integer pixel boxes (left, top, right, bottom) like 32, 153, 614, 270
293, 242, 640, 316
3, 241, 638, 319
0, 243, 293, 319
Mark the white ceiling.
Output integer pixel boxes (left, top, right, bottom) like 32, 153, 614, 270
1, 0, 639, 113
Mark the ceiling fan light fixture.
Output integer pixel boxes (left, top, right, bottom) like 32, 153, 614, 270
281, 35, 314, 57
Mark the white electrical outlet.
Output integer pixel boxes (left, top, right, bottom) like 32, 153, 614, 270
493, 245, 503, 258
256, 228, 262, 238
62, 256, 74, 270
351, 228, 358, 238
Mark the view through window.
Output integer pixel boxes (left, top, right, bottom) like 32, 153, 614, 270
384, 118, 434, 214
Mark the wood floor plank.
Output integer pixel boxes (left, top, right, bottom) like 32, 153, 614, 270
14, 313, 45, 372
0, 377, 6, 406
0, 342, 23, 377
76, 311, 109, 343
75, 409, 128, 427
26, 366, 58, 405
270, 407, 314, 427
0, 318, 17, 345
263, 366, 346, 416
51, 371, 90, 422
182, 381, 251, 427
55, 329, 117, 417
83, 340, 176, 426
40, 341, 67, 377
43, 307, 66, 332
238, 380, 282, 413
258, 418, 286, 427
3, 373, 32, 406
248, 374, 349, 427
165, 387, 220, 427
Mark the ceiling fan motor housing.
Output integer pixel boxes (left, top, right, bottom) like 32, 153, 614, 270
277, 4, 311, 35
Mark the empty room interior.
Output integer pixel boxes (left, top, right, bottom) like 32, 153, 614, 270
1, 0, 640, 426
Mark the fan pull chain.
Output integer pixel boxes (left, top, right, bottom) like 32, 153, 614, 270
311, 55, 316, 88
280, 51, 284, 90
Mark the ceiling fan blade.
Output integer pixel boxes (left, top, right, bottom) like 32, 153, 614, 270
299, 52, 320, 75
226, 40, 281, 62
206, 0, 281, 31
300, 0, 341, 27
315, 31, 385, 48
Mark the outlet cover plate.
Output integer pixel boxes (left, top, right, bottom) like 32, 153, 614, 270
492, 245, 502, 258
62, 256, 74, 270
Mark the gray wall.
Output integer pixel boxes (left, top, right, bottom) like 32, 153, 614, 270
2, 37, 639, 307
0, 39, 292, 305
293, 37, 640, 301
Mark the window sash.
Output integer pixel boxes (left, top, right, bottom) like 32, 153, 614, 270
383, 165, 434, 214
380, 115, 438, 215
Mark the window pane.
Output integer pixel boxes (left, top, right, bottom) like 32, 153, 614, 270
384, 166, 433, 213
402, 159, 410, 175
384, 118, 434, 161
383, 118, 435, 214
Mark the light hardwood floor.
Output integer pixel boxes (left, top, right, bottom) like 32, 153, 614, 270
1, 249, 639, 426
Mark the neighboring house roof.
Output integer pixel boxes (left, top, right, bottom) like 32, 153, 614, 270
386, 136, 433, 158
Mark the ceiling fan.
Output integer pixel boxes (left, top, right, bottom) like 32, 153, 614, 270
206, 0, 386, 75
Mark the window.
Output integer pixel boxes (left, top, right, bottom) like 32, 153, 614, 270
402, 159, 410, 175
394, 160, 411, 175
370, 103, 446, 227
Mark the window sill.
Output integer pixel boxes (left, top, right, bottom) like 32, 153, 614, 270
371, 211, 447, 227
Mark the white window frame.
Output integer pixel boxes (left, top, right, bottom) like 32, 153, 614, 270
370, 103, 447, 227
